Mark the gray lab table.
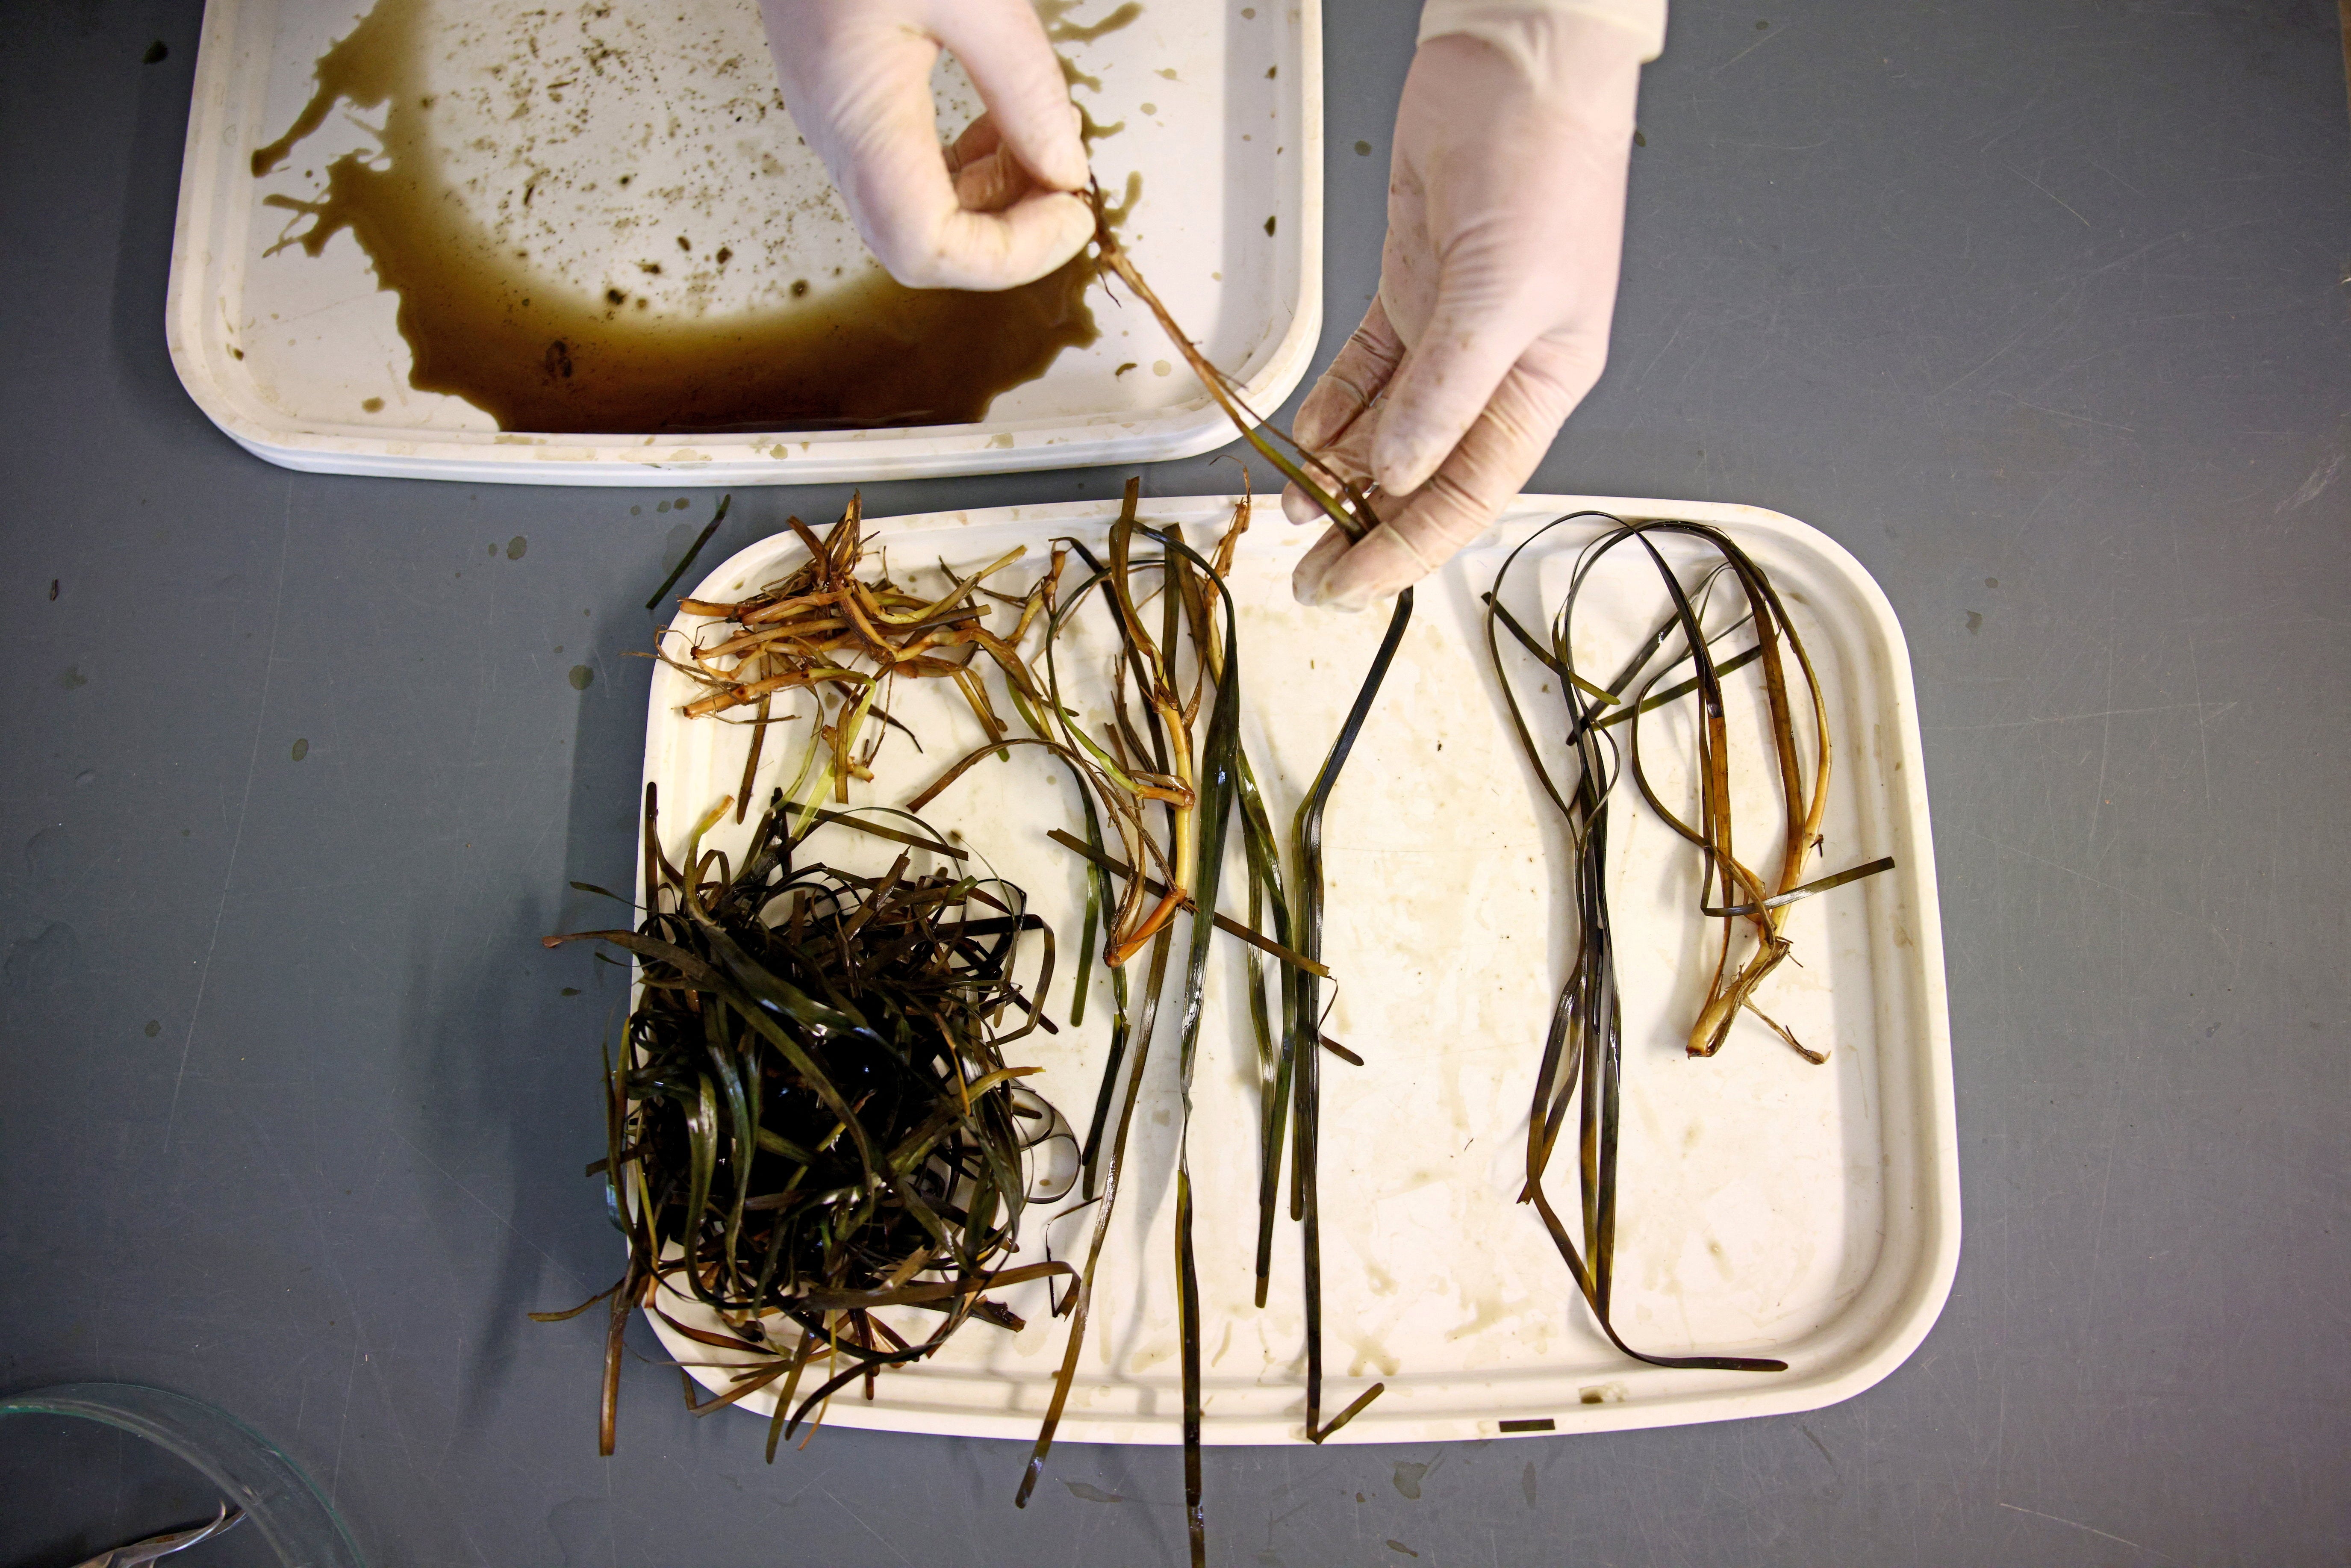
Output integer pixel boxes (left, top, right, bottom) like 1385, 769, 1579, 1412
3, 2, 2345, 1563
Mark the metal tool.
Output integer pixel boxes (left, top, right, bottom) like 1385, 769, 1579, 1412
71, 1503, 245, 1568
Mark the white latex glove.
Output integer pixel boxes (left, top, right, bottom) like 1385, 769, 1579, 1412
1285, 9, 1650, 609
760, 0, 1094, 290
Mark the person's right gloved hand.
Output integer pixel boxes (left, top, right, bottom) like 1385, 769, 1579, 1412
1282, 6, 1653, 610
760, 0, 1095, 291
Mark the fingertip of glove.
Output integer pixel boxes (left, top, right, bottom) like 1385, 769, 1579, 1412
1293, 566, 1355, 611
1290, 526, 1355, 608
1308, 525, 1427, 612
1036, 187, 1097, 243
1028, 103, 1091, 191
1279, 485, 1325, 528
1370, 430, 1441, 499
1038, 192, 1099, 271
915, 194, 1092, 288
1293, 566, 1371, 613
1036, 141, 1090, 194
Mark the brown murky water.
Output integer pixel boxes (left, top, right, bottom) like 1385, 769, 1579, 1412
252, 0, 1104, 434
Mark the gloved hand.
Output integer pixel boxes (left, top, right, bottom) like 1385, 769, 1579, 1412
1285, 8, 1651, 609
760, 0, 1095, 291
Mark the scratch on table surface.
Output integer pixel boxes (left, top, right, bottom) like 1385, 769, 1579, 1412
1628, 304, 1696, 395
2080, 871, 2128, 1396
329, 1337, 362, 1505
2079, 232, 2176, 280
238, 1105, 384, 1500
820, 1483, 918, 1568
2187, 638, 2211, 804
2006, 162, 2091, 227
1971, 85, 2050, 156
1924, 701, 2230, 731
1710, 136, 1831, 151
2086, 632, 2114, 862
1930, 317, 2043, 401
1997, 1501, 2175, 1560
356, 1327, 437, 1515
2082, 153, 2143, 197
2009, 398, 2134, 435
292, 1348, 315, 1434
387, 1125, 593, 1294
1712, 19, 1791, 75
603, 1456, 618, 1568
2275, 450, 2340, 516
1941, 819, 2237, 967
165, 482, 294, 1153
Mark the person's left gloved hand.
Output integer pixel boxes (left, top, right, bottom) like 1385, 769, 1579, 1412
760, 0, 1095, 291
1283, 12, 1647, 609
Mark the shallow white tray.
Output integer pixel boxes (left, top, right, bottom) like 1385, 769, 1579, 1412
165, 0, 1320, 484
636, 493, 1958, 1444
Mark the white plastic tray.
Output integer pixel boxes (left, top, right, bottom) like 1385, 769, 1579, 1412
165, 0, 1320, 484
637, 494, 1959, 1445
